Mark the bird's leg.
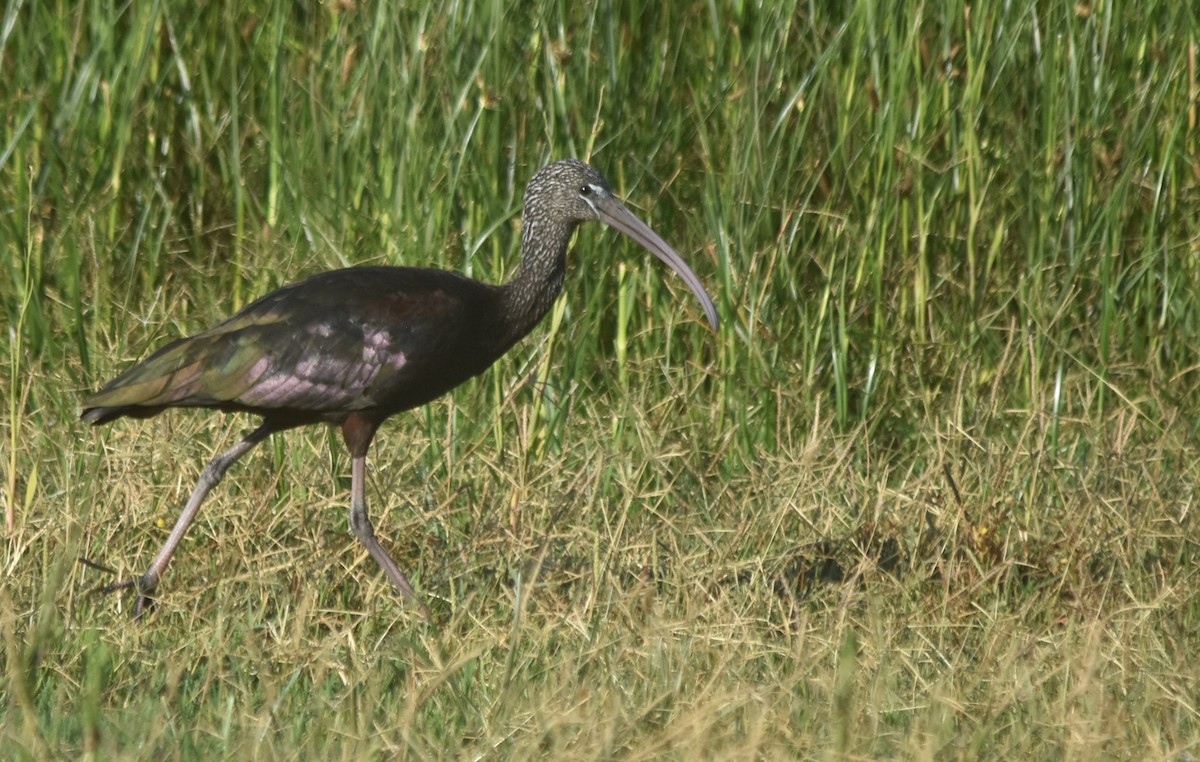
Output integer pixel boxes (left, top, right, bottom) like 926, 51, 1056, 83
348, 452, 432, 620
343, 416, 431, 620
94, 422, 273, 618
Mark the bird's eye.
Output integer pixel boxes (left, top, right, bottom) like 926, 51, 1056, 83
579, 185, 591, 196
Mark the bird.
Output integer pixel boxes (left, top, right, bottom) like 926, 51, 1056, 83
81, 158, 719, 619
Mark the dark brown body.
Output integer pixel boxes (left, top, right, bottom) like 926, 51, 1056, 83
84, 266, 519, 427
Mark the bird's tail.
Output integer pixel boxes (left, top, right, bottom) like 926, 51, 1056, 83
81, 334, 218, 424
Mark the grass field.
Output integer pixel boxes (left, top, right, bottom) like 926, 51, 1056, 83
3, 0, 1199, 758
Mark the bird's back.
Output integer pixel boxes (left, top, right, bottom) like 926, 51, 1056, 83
82, 266, 511, 426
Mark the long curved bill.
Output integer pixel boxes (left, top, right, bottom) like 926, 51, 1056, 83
591, 194, 720, 331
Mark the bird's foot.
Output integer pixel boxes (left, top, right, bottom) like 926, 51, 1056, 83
95, 577, 158, 619
79, 557, 159, 619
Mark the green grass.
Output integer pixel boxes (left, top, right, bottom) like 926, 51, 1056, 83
3, 0, 1199, 758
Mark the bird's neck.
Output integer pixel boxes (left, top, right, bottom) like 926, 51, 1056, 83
498, 215, 577, 345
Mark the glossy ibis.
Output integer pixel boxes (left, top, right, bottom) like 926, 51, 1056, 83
82, 159, 719, 619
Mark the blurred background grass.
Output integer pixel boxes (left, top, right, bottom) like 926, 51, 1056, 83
3, 0, 1199, 758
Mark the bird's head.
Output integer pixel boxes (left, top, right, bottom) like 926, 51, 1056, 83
523, 159, 720, 330
525, 158, 614, 225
